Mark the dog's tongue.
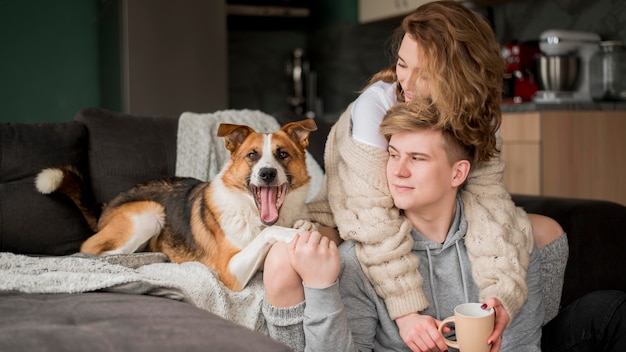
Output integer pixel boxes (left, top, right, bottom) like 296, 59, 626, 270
260, 187, 279, 224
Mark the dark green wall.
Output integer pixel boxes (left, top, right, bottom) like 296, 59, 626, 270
0, 0, 100, 123
315, 0, 358, 27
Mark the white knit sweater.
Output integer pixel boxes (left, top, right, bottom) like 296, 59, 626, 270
308, 105, 534, 319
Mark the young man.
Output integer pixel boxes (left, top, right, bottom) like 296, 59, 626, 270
262, 101, 545, 351
334, 102, 544, 351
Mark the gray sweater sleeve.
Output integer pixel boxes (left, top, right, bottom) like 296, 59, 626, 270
302, 282, 358, 352
499, 246, 544, 352
263, 281, 360, 352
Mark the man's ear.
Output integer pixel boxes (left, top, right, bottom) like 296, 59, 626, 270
451, 160, 471, 187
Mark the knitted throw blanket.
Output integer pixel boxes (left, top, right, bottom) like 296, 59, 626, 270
308, 105, 534, 320
176, 109, 280, 181
0, 252, 268, 332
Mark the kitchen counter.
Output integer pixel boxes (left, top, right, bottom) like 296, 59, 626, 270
501, 101, 626, 112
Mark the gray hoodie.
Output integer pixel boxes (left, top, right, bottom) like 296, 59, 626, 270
300, 197, 544, 352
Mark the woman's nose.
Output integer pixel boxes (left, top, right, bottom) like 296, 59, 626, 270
401, 72, 411, 87
407, 71, 417, 88
402, 72, 418, 98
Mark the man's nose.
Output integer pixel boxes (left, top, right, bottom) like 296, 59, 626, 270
394, 159, 410, 177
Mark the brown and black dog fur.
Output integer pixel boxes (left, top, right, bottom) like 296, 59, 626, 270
36, 119, 318, 291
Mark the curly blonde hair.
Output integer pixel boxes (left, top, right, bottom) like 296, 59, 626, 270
367, 0, 504, 164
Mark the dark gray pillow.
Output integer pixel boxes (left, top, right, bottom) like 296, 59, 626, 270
75, 108, 178, 205
0, 121, 92, 255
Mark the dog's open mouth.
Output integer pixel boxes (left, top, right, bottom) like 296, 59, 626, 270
251, 183, 288, 226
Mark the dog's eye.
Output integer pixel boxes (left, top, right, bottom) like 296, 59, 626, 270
247, 151, 259, 161
277, 150, 289, 160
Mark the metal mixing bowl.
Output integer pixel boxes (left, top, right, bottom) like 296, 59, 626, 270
537, 55, 580, 91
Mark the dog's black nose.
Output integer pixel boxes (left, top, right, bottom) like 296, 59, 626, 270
259, 167, 277, 183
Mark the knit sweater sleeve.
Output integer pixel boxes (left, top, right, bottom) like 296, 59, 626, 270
312, 107, 429, 319
461, 141, 535, 320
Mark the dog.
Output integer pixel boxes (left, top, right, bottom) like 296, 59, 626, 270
35, 119, 318, 291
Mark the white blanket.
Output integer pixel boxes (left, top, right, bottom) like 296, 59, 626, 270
0, 252, 268, 333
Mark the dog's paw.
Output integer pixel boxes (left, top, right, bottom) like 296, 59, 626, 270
293, 219, 318, 232
261, 226, 300, 244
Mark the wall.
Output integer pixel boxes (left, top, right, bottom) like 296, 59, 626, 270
0, 0, 227, 123
0, 0, 100, 123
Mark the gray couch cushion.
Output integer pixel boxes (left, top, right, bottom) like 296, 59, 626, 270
0, 292, 291, 352
0, 121, 91, 255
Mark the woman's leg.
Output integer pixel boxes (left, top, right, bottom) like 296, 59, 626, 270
542, 290, 626, 352
529, 213, 569, 323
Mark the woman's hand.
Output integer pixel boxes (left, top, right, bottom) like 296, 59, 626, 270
482, 297, 510, 352
288, 230, 340, 288
395, 313, 449, 351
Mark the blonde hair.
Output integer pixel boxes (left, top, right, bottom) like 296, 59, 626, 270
367, 0, 503, 164
380, 101, 476, 166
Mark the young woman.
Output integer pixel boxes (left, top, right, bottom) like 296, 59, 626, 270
262, 0, 568, 349
306, 0, 567, 336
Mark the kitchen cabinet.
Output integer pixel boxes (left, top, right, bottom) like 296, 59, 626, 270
358, 0, 463, 23
500, 110, 626, 206
318, 0, 464, 25
359, 0, 431, 23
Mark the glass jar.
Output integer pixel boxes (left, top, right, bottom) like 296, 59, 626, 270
590, 40, 626, 101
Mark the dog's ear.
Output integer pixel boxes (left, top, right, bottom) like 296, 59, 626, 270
217, 124, 255, 152
281, 119, 317, 150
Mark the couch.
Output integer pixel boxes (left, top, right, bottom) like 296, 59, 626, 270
1, 108, 625, 351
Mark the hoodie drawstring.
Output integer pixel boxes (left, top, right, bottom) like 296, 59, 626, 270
455, 239, 470, 303
425, 246, 441, 319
